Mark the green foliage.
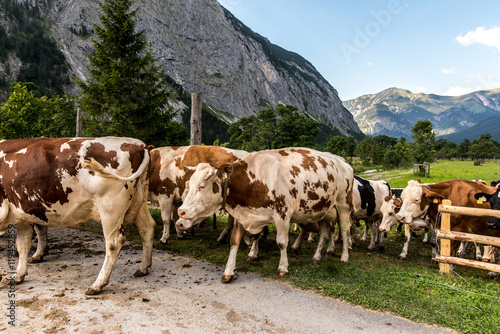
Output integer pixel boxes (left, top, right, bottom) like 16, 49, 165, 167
323, 135, 356, 158
411, 119, 436, 164
228, 104, 318, 151
77, 0, 188, 147
0, 82, 76, 139
468, 134, 500, 164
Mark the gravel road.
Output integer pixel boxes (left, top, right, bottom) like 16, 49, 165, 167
0, 226, 456, 334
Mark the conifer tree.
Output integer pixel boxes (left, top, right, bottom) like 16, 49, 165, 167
77, 0, 187, 146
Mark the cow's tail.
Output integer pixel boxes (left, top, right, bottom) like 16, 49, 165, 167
82, 148, 150, 182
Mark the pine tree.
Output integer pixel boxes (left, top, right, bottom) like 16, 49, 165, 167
77, 0, 188, 147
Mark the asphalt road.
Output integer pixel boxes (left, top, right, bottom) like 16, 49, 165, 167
0, 226, 456, 334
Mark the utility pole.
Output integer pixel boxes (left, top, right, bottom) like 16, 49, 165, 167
76, 108, 82, 137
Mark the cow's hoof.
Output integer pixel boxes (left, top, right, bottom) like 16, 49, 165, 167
85, 288, 102, 296
399, 256, 407, 260
482, 258, 490, 263
159, 239, 168, 244
222, 275, 234, 283
487, 271, 499, 278
246, 256, 257, 262
378, 246, 385, 252
276, 270, 289, 277
290, 248, 299, 254
367, 246, 375, 251
29, 256, 44, 264
311, 259, 320, 265
133, 269, 148, 277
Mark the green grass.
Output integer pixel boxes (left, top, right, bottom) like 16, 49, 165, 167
81, 159, 500, 334
361, 159, 500, 188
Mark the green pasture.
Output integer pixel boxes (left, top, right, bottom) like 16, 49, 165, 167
83, 159, 500, 334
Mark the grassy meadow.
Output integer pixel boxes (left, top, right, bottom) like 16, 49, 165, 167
84, 159, 500, 334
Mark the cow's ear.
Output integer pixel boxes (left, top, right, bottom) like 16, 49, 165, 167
384, 196, 391, 202
183, 165, 197, 171
474, 192, 492, 201
414, 179, 422, 183
422, 187, 445, 200
217, 163, 233, 178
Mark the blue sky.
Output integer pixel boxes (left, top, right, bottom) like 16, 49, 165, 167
218, 0, 500, 101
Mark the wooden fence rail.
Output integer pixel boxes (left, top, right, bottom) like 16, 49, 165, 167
436, 199, 500, 274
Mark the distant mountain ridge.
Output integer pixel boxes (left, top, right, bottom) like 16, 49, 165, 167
344, 87, 500, 142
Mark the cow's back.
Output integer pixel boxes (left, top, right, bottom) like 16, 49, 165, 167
0, 137, 148, 229
149, 145, 248, 202
429, 179, 500, 237
229, 148, 353, 223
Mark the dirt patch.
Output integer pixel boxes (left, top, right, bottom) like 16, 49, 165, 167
0, 227, 455, 333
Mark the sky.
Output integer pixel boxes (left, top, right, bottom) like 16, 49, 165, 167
217, 0, 500, 101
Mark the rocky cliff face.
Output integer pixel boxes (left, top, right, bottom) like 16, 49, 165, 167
7, 0, 362, 138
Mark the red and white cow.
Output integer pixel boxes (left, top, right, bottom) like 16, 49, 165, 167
378, 195, 433, 259
177, 148, 354, 282
0, 137, 155, 295
395, 179, 500, 259
148, 145, 248, 243
352, 176, 391, 251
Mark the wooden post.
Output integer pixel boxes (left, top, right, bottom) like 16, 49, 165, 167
76, 108, 82, 137
439, 199, 452, 274
190, 92, 202, 145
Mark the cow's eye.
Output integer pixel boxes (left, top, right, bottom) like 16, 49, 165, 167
389, 212, 394, 216
199, 184, 205, 190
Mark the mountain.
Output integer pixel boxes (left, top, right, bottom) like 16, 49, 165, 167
0, 0, 363, 141
344, 87, 500, 141
439, 114, 500, 143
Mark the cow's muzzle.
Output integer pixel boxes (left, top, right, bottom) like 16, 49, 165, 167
486, 219, 500, 230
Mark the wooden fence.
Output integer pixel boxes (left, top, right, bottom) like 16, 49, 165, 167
436, 199, 500, 274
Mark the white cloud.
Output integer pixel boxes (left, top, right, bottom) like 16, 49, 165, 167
456, 26, 500, 50
366, 61, 372, 66
443, 85, 482, 96
441, 67, 460, 75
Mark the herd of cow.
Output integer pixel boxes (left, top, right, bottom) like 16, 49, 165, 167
1, 136, 499, 295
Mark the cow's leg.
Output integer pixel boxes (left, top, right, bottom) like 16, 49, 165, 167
337, 203, 351, 263
86, 206, 127, 295
30, 224, 48, 263
422, 228, 429, 243
217, 215, 234, 243
483, 245, 494, 262
132, 201, 156, 277
10, 223, 33, 284
367, 220, 379, 251
378, 229, 385, 251
311, 222, 329, 263
222, 219, 245, 283
326, 223, 336, 256
307, 232, 315, 243
361, 221, 368, 241
399, 224, 412, 259
290, 226, 307, 253
457, 241, 468, 258
159, 199, 174, 244
275, 221, 291, 276
246, 235, 261, 261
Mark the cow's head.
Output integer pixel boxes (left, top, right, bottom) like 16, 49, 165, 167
177, 163, 232, 221
474, 189, 500, 229
379, 196, 402, 232
396, 180, 444, 224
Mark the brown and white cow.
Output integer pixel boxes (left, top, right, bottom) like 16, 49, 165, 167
379, 195, 433, 259
148, 145, 248, 243
177, 148, 354, 282
395, 179, 500, 258
0, 137, 155, 295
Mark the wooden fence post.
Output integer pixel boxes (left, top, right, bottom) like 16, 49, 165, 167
439, 199, 452, 274
190, 92, 202, 145
76, 108, 82, 137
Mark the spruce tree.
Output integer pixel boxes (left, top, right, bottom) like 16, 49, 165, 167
77, 0, 187, 146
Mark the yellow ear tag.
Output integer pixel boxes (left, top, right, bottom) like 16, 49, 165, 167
477, 199, 483, 204
433, 199, 439, 203
477, 196, 486, 204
